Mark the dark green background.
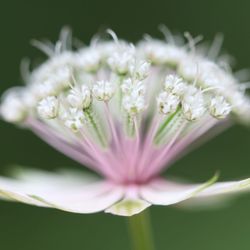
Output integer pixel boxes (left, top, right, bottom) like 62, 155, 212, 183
1, 0, 250, 249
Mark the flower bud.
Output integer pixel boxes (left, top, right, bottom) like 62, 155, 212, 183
0, 89, 27, 123
67, 85, 92, 109
93, 80, 115, 102
37, 96, 59, 119
157, 91, 180, 115
209, 96, 231, 119
64, 108, 87, 132
181, 88, 205, 121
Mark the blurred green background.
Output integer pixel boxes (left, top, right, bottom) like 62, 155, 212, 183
0, 0, 250, 249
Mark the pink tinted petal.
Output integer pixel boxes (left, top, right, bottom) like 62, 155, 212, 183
140, 175, 218, 205
0, 169, 124, 214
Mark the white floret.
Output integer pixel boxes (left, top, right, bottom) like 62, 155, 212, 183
164, 74, 187, 96
157, 91, 180, 115
122, 93, 146, 116
75, 48, 101, 72
37, 96, 59, 119
121, 78, 145, 96
67, 85, 92, 109
129, 60, 151, 80
181, 87, 206, 121
209, 95, 231, 119
0, 89, 27, 123
92, 80, 115, 101
107, 44, 135, 75
64, 108, 87, 132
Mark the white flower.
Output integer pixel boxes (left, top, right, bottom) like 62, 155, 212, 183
141, 40, 186, 65
121, 78, 145, 96
164, 74, 186, 96
129, 60, 151, 80
157, 91, 180, 115
122, 93, 146, 116
142, 40, 169, 64
1, 28, 250, 217
37, 96, 59, 119
36, 79, 59, 98
92, 80, 115, 101
31, 53, 73, 89
209, 96, 231, 119
107, 44, 135, 75
75, 48, 101, 72
0, 89, 27, 123
67, 85, 92, 109
64, 108, 87, 132
181, 87, 206, 121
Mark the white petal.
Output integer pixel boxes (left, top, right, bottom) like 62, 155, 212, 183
195, 178, 250, 197
140, 174, 218, 206
177, 178, 250, 210
105, 198, 151, 216
0, 168, 124, 214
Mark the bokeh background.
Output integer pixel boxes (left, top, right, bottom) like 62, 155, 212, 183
0, 0, 250, 249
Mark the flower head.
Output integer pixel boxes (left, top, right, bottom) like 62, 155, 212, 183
0, 28, 250, 216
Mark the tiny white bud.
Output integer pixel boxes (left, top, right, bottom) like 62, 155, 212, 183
64, 108, 87, 132
164, 75, 186, 96
67, 85, 92, 109
121, 78, 145, 96
52, 66, 71, 89
181, 88, 206, 121
75, 48, 101, 72
178, 57, 198, 81
107, 45, 135, 75
143, 41, 169, 64
36, 80, 59, 98
92, 80, 115, 101
122, 93, 146, 116
129, 60, 151, 80
209, 96, 231, 119
164, 45, 186, 65
0, 89, 27, 123
37, 96, 59, 119
157, 91, 180, 115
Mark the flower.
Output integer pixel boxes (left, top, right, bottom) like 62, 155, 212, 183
0, 28, 250, 217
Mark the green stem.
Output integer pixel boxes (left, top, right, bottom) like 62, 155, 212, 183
127, 210, 155, 250
84, 108, 106, 147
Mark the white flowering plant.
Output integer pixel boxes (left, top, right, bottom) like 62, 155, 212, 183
1, 27, 250, 250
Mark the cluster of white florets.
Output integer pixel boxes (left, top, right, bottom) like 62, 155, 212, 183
0, 30, 250, 142
157, 75, 231, 121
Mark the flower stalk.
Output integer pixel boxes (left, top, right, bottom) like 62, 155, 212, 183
127, 210, 155, 250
